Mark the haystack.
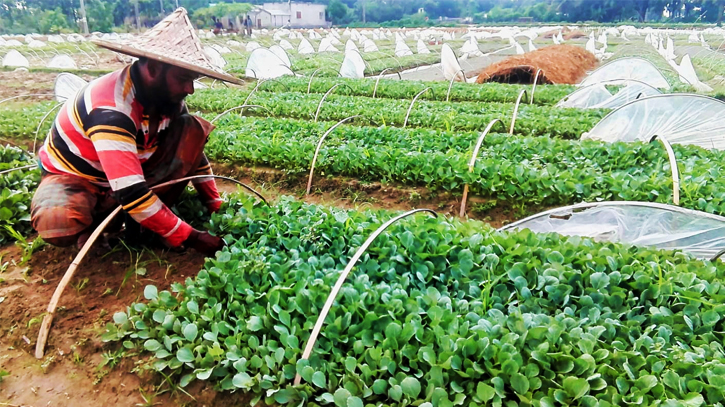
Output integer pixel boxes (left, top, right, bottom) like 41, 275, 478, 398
563, 30, 587, 40
475, 45, 597, 85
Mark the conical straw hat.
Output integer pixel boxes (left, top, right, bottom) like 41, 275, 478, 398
93, 8, 241, 84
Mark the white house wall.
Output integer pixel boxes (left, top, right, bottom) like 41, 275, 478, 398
263, 2, 328, 28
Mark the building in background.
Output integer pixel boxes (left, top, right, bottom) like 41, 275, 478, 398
249, 2, 328, 29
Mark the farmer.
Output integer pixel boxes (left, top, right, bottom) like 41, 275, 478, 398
245, 15, 253, 36
31, 8, 241, 256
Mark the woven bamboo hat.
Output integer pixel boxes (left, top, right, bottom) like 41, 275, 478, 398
92, 8, 241, 84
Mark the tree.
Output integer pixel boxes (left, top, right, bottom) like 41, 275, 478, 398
86, 0, 116, 32
192, 2, 252, 28
327, 0, 350, 24
37, 7, 70, 34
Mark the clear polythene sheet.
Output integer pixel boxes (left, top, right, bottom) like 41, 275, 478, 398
500, 201, 725, 260
54, 73, 88, 103
558, 80, 661, 109
582, 94, 725, 149
578, 57, 670, 89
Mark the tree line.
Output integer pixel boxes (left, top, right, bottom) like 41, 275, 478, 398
324, 0, 725, 25
1, 0, 723, 35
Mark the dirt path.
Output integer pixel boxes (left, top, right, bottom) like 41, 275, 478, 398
0, 239, 251, 406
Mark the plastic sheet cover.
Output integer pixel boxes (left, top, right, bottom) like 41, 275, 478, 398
298, 39, 314, 55
48, 54, 77, 70
417, 39, 430, 54
500, 202, 725, 260
279, 39, 294, 50
395, 41, 413, 57
579, 57, 670, 89
582, 94, 725, 149
362, 39, 378, 53
668, 54, 713, 92
2, 50, 28, 68
203, 46, 226, 69
441, 44, 464, 81
557, 80, 661, 109
245, 48, 293, 79
54, 73, 87, 102
345, 39, 358, 53
318, 37, 339, 53
339, 50, 365, 78
269, 45, 291, 68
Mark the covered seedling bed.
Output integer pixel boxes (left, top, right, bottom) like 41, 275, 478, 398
578, 57, 671, 89
557, 79, 661, 109
583, 94, 725, 149
501, 201, 725, 260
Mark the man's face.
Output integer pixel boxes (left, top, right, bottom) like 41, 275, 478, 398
146, 62, 200, 107
159, 65, 200, 105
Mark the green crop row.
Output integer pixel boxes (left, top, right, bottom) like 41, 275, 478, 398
0, 101, 57, 141
104, 192, 725, 406
187, 90, 603, 138
205, 116, 725, 215
292, 52, 441, 76
257, 77, 573, 105
0, 145, 40, 244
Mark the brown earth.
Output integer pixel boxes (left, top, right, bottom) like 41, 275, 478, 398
0, 71, 97, 102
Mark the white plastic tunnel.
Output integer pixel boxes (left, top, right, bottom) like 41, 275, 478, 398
579, 57, 670, 90
582, 94, 725, 150
557, 80, 661, 109
500, 201, 725, 260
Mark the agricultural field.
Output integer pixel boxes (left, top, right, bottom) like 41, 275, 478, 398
2, 23, 725, 407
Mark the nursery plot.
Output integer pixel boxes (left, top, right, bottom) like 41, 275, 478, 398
187, 90, 604, 138
502, 201, 725, 260
102, 193, 725, 407
4, 24, 725, 407
583, 94, 725, 149
258, 77, 574, 105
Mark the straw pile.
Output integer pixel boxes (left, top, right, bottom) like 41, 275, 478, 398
563, 30, 588, 40
475, 45, 598, 85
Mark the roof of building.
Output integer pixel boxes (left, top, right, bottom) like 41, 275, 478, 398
268, 9, 291, 16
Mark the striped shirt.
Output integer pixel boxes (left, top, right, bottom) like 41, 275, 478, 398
38, 64, 221, 247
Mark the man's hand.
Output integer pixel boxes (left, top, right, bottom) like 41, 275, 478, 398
184, 229, 225, 256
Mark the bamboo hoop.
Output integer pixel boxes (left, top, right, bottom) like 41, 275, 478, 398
372, 68, 402, 99
650, 135, 681, 206
530, 69, 544, 104
237, 80, 271, 116
210, 104, 270, 124
0, 94, 53, 106
0, 164, 37, 176
307, 67, 340, 94
313, 84, 353, 122
402, 87, 432, 128
34, 175, 267, 359
509, 89, 529, 135
711, 248, 725, 262
293, 208, 437, 386
446, 69, 466, 102
460, 119, 506, 218
33, 103, 63, 153
306, 116, 361, 195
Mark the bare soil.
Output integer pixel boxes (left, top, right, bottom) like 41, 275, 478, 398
0, 240, 256, 406
0, 71, 97, 101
